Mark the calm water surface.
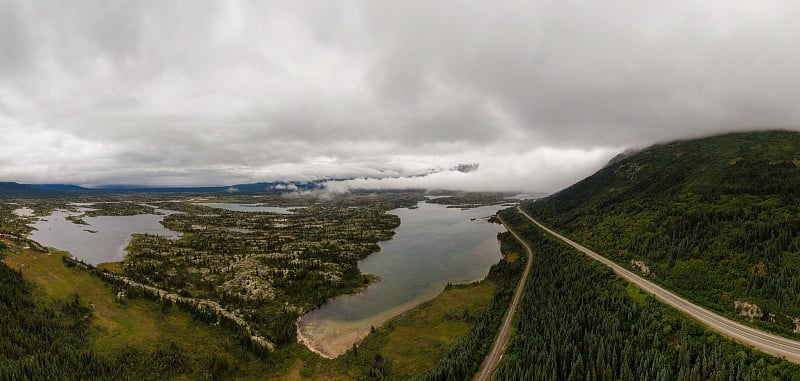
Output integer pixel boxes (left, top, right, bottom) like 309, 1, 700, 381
298, 201, 505, 358
28, 208, 180, 265
202, 203, 300, 213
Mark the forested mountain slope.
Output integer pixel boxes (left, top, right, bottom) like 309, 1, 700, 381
523, 130, 800, 336
495, 209, 800, 380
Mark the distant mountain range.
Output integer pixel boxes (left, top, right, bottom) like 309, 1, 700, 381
0, 180, 332, 198
91, 181, 329, 193
0, 182, 68, 198
30, 184, 89, 191
0, 161, 489, 198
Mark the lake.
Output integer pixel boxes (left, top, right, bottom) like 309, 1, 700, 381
297, 201, 505, 358
28, 208, 180, 265
23, 199, 508, 358
202, 203, 300, 213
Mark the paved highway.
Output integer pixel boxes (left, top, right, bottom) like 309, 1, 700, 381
474, 214, 533, 381
517, 207, 800, 364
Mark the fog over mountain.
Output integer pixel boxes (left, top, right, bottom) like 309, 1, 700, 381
2, 1, 799, 192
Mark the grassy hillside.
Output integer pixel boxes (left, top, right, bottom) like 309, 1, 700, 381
0, 247, 276, 380
523, 130, 800, 336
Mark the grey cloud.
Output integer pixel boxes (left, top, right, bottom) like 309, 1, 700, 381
1, 1, 799, 191
0, 1, 36, 76
358, 1, 800, 146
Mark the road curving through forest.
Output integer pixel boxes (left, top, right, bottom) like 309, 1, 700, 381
474, 212, 533, 381
518, 206, 800, 365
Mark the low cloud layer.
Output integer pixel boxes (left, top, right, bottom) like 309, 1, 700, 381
2, 1, 799, 192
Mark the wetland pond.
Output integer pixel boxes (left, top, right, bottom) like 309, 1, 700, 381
202, 203, 300, 214
27, 207, 180, 265
297, 201, 506, 358
25, 202, 296, 265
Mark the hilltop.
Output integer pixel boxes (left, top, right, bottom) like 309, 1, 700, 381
523, 130, 800, 336
0, 182, 66, 198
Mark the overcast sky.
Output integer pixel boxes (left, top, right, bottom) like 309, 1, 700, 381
2, 1, 799, 192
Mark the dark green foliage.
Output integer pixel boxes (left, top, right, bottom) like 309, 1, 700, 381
494, 210, 800, 380
0, 260, 253, 379
0, 260, 103, 380
412, 231, 526, 381
369, 353, 393, 380
524, 130, 800, 335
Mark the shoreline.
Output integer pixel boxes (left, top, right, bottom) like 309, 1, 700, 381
295, 202, 506, 359
296, 318, 335, 359
296, 297, 429, 359
294, 272, 384, 358
295, 271, 494, 359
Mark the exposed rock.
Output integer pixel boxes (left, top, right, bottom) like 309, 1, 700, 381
734, 300, 764, 322
630, 259, 651, 276
607, 148, 640, 166
614, 162, 642, 179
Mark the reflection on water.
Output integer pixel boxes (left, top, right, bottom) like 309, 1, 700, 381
202, 203, 300, 214
28, 209, 180, 265
298, 202, 505, 358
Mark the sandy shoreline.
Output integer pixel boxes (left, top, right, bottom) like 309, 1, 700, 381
296, 318, 338, 359
296, 299, 428, 359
